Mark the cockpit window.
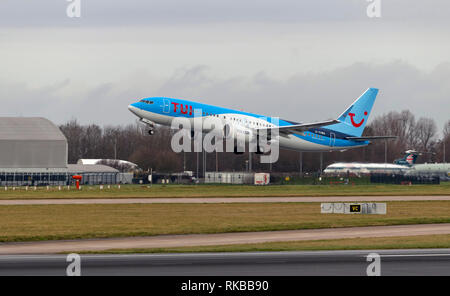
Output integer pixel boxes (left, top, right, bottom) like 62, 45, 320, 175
139, 99, 154, 104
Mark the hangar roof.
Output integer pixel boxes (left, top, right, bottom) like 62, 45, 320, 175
77, 159, 138, 168
0, 117, 66, 141
68, 164, 119, 173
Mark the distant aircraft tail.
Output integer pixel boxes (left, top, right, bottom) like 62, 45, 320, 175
394, 150, 419, 166
327, 88, 378, 137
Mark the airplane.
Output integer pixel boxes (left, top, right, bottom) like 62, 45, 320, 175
128, 88, 396, 154
324, 149, 450, 179
395, 150, 450, 180
324, 150, 420, 176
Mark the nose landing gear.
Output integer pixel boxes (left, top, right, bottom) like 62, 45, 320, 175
139, 118, 156, 136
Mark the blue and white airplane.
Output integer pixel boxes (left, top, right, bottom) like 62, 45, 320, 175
128, 88, 395, 153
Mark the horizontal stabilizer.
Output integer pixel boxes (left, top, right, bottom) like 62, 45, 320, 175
346, 136, 397, 142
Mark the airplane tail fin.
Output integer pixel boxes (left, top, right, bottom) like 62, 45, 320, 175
327, 88, 378, 137
394, 150, 419, 166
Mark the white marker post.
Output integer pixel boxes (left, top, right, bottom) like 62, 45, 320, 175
149, 168, 153, 187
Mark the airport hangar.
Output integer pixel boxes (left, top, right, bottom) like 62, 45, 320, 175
0, 117, 120, 186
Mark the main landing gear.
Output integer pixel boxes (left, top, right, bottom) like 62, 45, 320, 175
148, 129, 155, 135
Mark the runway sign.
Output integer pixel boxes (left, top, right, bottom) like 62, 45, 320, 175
349, 204, 362, 213
321, 203, 387, 214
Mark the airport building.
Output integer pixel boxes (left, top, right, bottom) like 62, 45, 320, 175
0, 117, 120, 186
68, 164, 120, 185
205, 172, 270, 185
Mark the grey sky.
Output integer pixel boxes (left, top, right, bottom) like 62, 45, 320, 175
0, 0, 449, 133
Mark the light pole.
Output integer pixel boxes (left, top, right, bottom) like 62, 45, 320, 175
196, 152, 199, 179
299, 152, 303, 176
216, 151, 218, 172
320, 152, 323, 173
114, 138, 117, 160
443, 140, 446, 163
203, 150, 207, 179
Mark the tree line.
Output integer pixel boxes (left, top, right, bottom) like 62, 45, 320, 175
59, 110, 450, 174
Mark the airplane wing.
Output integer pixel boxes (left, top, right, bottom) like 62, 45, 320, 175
345, 136, 397, 141
256, 119, 340, 135
255, 123, 397, 140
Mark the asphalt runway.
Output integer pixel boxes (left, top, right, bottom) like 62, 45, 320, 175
1, 224, 450, 254
1, 195, 449, 205
1, 249, 449, 276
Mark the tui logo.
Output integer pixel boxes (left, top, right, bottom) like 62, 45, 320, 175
172, 102, 193, 115
348, 111, 368, 128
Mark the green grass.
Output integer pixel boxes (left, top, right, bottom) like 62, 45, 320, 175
0, 183, 448, 200
83, 234, 450, 254
1, 201, 450, 242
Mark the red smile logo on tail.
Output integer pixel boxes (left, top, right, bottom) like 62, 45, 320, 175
348, 111, 368, 127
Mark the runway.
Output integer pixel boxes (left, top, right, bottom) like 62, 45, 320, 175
1, 249, 450, 276
1, 224, 450, 254
1, 195, 449, 205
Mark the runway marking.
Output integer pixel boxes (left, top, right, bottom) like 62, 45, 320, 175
376, 254, 450, 258
3, 250, 450, 260
1, 223, 450, 254
0, 195, 449, 205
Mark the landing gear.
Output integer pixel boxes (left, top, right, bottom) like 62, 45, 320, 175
140, 118, 156, 136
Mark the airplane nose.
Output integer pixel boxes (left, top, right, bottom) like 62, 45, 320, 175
128, 104, 139, 116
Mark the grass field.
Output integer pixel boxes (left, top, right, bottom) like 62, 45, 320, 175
1, 201, 450, 242
0, 183, 448, 200
84, 234, 450, 254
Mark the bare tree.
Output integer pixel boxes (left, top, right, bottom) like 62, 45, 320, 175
444, 120, 450, 139
414, 117, 437, 151
441, 120, 450, 162
59, 119, 84, 163
363, 110, 417, 162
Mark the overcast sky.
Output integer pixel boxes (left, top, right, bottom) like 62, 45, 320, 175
0, 0, 449, 133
